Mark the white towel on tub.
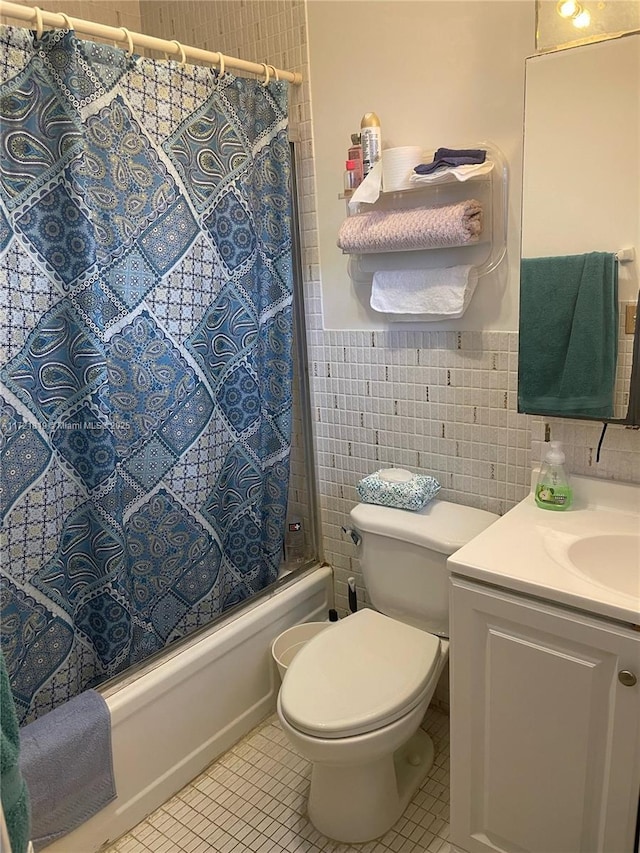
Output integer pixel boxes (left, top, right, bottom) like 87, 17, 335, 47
370, 265, 479, 320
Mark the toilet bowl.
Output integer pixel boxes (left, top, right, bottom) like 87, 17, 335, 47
277, 608, 449, 842
276, 496, 498, 843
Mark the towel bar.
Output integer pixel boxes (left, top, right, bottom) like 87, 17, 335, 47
615, 248, 635, 263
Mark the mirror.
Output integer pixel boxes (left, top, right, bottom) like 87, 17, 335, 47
519, 34, 639, 421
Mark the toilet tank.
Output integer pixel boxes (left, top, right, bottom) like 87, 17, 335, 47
350, 500, 498, 635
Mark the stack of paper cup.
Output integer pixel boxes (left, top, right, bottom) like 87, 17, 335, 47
382, 146, 424, 192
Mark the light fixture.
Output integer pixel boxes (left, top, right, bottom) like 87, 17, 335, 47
556, 0, 592, 28
573, 8, 592, 27
557, 0, 580, 17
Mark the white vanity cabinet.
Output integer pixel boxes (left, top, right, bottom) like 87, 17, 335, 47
449, 576, 640, 853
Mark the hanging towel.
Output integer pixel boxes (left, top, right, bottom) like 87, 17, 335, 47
1, 653, 31, 853
19, 690, 116, 850
518, 252, 618, 418
337, 199, 482, 254
370, 266, 478, 320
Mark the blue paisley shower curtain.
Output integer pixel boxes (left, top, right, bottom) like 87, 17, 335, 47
0, 26, 293, 724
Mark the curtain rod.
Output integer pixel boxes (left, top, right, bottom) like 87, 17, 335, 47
0, 0, 303, 85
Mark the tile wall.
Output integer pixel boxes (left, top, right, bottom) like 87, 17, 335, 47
0, 0, 140, 35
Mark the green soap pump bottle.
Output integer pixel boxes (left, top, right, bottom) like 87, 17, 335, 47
535, 440, 572, 511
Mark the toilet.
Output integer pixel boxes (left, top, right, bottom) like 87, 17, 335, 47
277, 498, 498, 843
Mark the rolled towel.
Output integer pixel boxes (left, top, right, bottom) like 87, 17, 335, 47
357, 468, 441, 511
370, 266, 478, 319
337, 199, 482, 254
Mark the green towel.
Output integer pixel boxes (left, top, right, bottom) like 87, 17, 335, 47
1, 652, 31, 853
518, 252, 618, 418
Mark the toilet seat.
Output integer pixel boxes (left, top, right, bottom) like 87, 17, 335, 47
279, 609, 441, 739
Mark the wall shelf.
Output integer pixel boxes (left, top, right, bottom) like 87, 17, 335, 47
342, 141, 508, 284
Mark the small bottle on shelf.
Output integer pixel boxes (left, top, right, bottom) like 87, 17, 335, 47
343, 159, 358, 194
348, 134, 363, 185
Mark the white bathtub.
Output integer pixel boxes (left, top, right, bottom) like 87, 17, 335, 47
43, 565, 332, 852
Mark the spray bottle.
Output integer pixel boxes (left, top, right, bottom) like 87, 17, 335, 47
360, 112, 382, 178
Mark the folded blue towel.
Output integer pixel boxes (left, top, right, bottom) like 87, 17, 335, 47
357, 469, 441, 511
518, 252, 618, 418
415, 147, 486, 175
1, 652, 31, 853
19, 690, 116, 850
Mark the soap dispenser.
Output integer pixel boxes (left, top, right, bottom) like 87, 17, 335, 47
535, 441, 572, 511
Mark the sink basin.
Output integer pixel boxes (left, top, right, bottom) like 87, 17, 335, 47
449, 474, 640, 623
567, 534, 640, 598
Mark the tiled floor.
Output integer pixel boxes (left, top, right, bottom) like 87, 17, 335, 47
105, 707, 451, 853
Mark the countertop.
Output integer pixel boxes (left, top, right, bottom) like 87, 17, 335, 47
448, 474, 640, 626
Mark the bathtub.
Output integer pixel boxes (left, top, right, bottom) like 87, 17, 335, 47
43, 564, 332, 853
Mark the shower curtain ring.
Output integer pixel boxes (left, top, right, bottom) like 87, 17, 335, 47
268, 64, 279, 82
260, 63, 271, 87
216, 52, 225, 77
120, 27, 134, 56
58, 13, 73, 31
171, 40, 187, 66
33, 6, 44, 40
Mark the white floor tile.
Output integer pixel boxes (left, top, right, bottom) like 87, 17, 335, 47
105, 707, 450, 853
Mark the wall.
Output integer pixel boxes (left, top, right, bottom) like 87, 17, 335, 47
0, 0, 140, 33
309, 0, 531, 332
3, 0, 640, 621
304, 1, 640, 615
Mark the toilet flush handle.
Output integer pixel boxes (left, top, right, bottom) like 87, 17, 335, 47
341, 526, 362, 547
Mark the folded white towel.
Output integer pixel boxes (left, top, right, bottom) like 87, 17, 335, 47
370, 266, 478, 320
408, 161, 494, 186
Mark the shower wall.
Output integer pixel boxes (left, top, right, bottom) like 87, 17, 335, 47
0, 0, 140, 33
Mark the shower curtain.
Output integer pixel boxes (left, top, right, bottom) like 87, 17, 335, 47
0, 26, 294, 724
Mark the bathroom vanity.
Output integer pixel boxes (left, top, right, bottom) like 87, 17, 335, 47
447, 475, 640, 853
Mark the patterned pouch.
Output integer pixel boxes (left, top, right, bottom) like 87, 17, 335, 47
356, 469, 441, 511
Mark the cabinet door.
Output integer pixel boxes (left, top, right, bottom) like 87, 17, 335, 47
450, 577, 640, 853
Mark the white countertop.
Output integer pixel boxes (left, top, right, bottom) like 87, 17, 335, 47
448, 474, 640, 625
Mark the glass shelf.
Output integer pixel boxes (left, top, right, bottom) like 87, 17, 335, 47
340, 141, 508, 281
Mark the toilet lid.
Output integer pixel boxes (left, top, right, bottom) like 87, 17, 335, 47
279, 609, 440, 739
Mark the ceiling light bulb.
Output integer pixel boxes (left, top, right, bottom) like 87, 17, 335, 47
573, 8, 591, 27
557, 0, 580, 17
